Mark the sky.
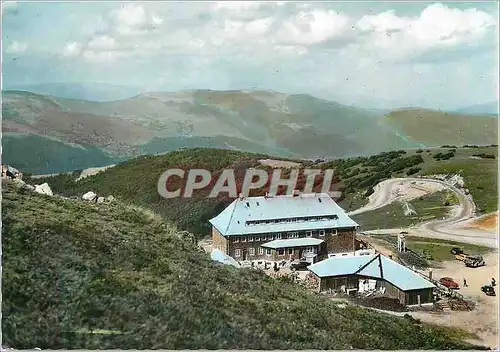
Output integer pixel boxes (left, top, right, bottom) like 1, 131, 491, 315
2, 1, 499, 110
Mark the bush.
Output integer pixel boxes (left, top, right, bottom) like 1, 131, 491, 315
406, 167, 421, 176
472, 154, 495, 159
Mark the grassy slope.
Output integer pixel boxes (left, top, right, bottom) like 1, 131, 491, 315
2, 182, 484, 350
385, 109, 498, 146
28, 147, 497, 239
352, 191, 459, 231
370, 235, 491, 263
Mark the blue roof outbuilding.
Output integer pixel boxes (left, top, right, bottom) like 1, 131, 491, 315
308, 253, 435, 291
210, 249, 240, 268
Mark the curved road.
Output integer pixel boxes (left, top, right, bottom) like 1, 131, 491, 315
349, 177, 497, 248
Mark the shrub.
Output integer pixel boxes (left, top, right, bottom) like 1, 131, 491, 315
406, 167, 421, 176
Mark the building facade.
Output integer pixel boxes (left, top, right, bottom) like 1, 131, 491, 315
308, 253, 435, 306
209, 192, 359, 262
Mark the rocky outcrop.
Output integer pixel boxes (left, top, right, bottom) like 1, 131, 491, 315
82, 191, 115, 204
34, 183, 53, 196
82, 191, 97, 202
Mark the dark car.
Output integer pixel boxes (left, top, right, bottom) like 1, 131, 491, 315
290, 260, 310, 271
481, 285, 496, 296
439, 277, 459, 289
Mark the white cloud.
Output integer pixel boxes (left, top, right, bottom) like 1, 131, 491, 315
355, 3, 496, 60
62, 42, 82, 57
106, 3, 164, 35
60, 1, 496, 71
277, 10, 352, 46
213, 1, 262, 11
5, 41, 28, 54
88, 35, 116, 51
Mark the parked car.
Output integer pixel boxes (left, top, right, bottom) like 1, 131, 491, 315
439, 277, 459, 289
290, 260, 310, 271
464, 255, 485, 268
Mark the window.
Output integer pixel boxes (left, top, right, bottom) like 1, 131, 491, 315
276, 233, 282, 239
258, 247, 264, 255
306, 231, 312, 237
306, 246, 315, 253
241, 237, 247, 243
288, 248, 294, 255
266, 248, 271, 255
262, 235, 267, 241
249, 248, 255, 256
235, 249, 241, 257
233, 237, 239, 243
289, 232, 298, 238
255, 236, 260, 241
277, 248, 285, 256
319, 230, 325, 237
331, 229, 338, 235
269, 234, 274, 240
248, 236, 254, 242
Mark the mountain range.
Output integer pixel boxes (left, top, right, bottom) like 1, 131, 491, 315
2, 88, 498, 174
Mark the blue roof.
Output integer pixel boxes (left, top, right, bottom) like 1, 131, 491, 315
308, 254, 435, 291
261, 238, 324, 249
210, 249, 240, 268
209, 193, 358, 236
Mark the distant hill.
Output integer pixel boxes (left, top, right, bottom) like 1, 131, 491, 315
3, 89, 495, 174
3, 82, 143, 102
453, 101, 498, 116
385, 109, 498, 146
2, 181, 482, 349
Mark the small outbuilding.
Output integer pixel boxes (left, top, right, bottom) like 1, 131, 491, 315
308, 253, 435, 306
211, 249, 240, 268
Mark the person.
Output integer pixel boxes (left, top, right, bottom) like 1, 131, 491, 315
463, 278, 468, 287
491, 278, 496, 286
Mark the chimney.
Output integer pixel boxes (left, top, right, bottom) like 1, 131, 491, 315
293, 189, 300, 197
239, 193, 244, 200
264, 192, 268, 199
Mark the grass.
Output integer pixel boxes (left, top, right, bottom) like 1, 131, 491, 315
370, 235, 491, 263
2, 181, 485, 350
385, 109, 497, 146
352, 191, 459, 231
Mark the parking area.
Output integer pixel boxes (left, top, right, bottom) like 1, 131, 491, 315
410, 251, 498, 349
